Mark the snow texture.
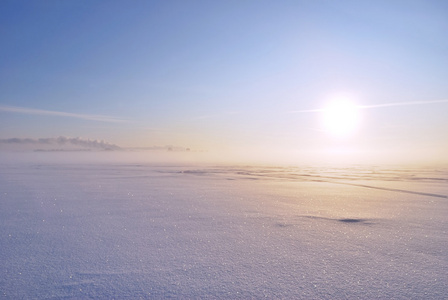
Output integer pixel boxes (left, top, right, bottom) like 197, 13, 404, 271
1, 162, 447, 299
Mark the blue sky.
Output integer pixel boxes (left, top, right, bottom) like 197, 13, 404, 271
1, 0, 448, 164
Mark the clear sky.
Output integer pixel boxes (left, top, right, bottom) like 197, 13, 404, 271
1, 0, 447, 165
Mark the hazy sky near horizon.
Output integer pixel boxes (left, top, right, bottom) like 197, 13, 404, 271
1, 0, 448, 164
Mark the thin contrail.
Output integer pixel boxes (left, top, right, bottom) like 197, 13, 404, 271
358, 99, 448, 109
0, 105, 128, 123
289, 99, 448, 113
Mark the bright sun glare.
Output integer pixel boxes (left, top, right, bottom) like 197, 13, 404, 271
321, 98, 361, 138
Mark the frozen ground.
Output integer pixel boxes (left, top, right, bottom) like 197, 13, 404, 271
1, 161, 447, 299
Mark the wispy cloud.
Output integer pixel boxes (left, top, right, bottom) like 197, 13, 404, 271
289, 99, 448, 113
0, 105, 127, 123
0, 136, 121, 150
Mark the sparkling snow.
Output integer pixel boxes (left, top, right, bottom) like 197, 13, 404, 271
1, 161, 447, 299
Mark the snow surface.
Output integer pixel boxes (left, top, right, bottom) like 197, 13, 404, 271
1, 162, 447, 299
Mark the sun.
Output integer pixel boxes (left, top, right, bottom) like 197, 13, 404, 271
321, 98, 361, 138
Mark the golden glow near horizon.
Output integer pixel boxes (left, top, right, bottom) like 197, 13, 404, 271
321, 98, 361, 138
